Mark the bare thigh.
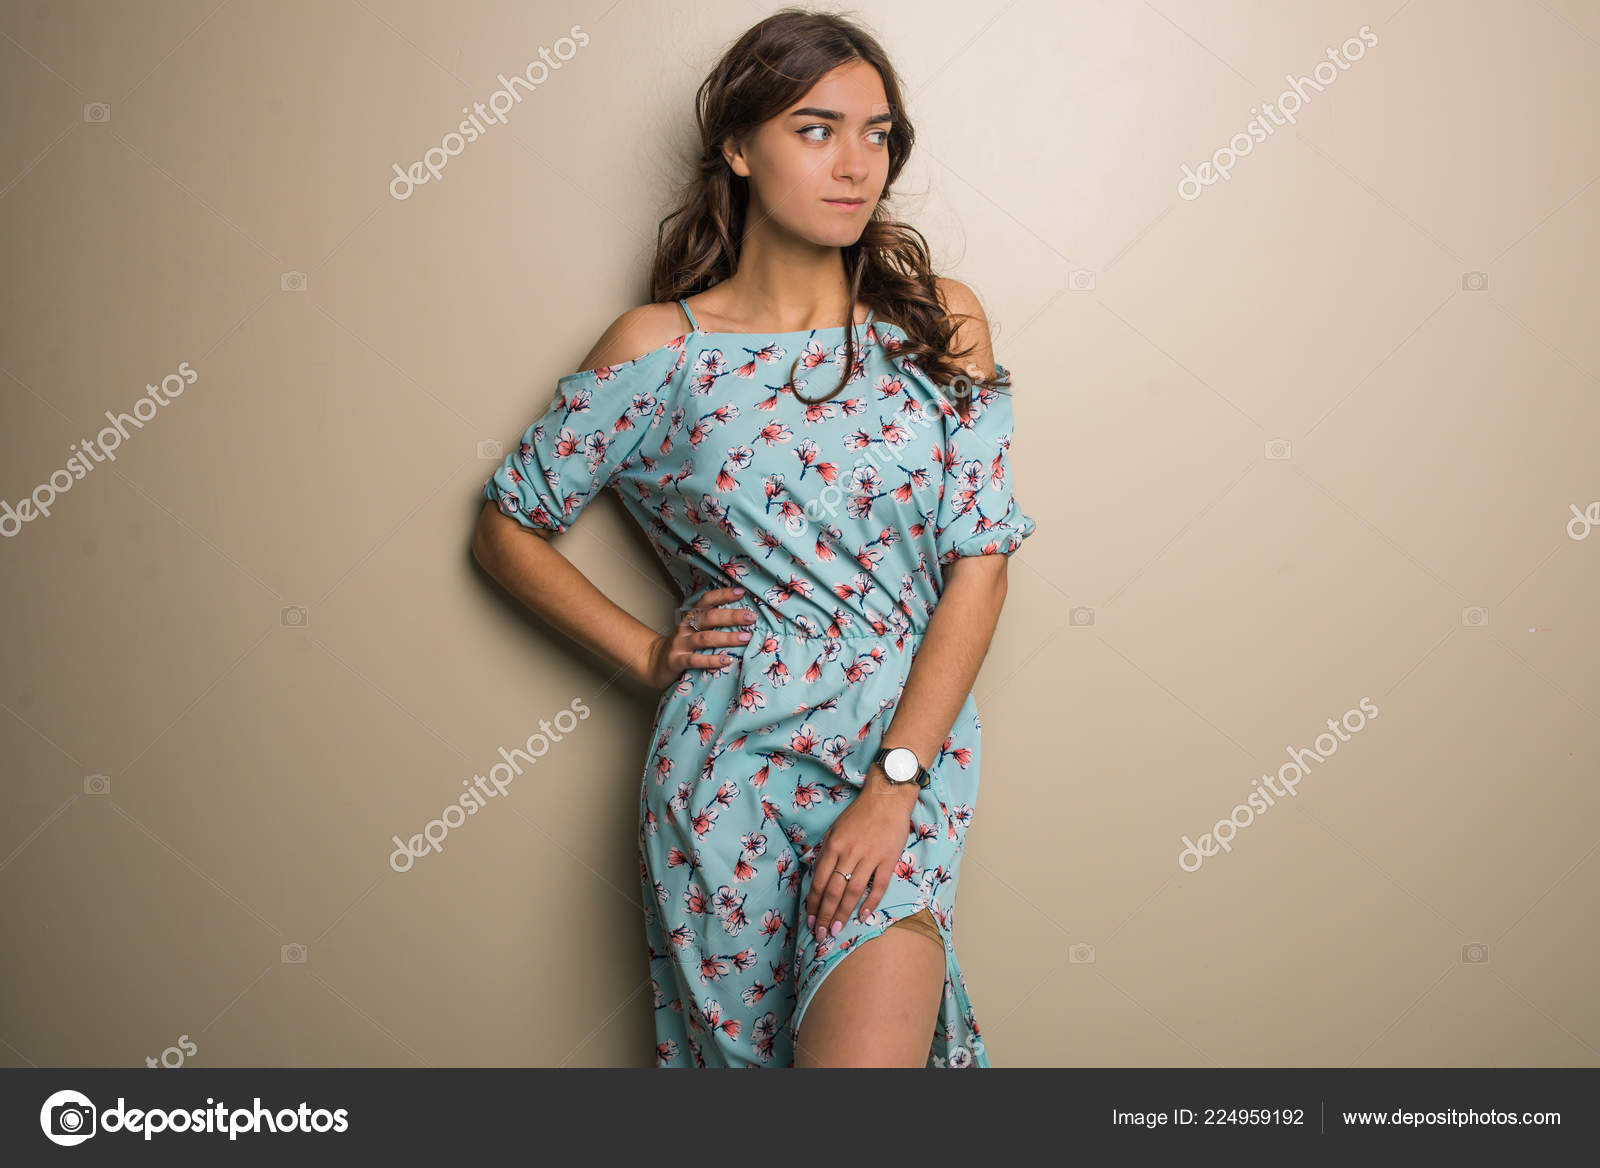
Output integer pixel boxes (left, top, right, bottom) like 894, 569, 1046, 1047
793, 914, 945, 1068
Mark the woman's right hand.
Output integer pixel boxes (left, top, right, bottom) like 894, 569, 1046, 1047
641, 587, 758, 690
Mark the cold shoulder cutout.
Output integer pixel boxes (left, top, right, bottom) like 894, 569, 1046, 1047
483, 330, 686, 533
564, 302, 695, 381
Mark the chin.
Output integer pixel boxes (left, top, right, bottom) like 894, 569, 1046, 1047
803, 221, 870, 248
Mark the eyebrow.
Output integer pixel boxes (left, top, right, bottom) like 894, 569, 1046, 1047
788, 106, 895, 126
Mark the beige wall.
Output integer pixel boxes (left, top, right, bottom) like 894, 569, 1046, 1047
3, 0, 1597, 1068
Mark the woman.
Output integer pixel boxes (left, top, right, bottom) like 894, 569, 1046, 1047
473, 8, 1035, 1068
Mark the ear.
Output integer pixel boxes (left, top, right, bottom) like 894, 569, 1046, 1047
721, 134, 751, 178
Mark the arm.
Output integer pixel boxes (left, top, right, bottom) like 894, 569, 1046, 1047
806, 278, 1022, 939
866, 554, 1007, 808
803, 556, 1009, 940
472, 499, 662, 686
470, 302, 687, 688
864, 276, 1010, 809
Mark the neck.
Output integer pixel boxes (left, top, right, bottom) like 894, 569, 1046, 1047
708, 225, 860, 333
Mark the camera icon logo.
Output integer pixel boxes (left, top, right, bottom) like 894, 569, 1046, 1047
39, 1089, 96, 1146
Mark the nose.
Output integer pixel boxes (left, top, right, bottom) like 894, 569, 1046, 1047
833, 139, 869, 183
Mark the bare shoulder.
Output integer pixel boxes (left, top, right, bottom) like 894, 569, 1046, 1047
572, 301, 692, 373
934, 276, 997, 381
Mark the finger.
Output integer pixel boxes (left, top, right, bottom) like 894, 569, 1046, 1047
703, 596, 760, 632
848, 866, 875, 920
696, 605, 756, 630
680, 612, 750, 656
693, 628, 753, 655
829, 866, 866, 937
815, 866, 855, 940
857, 861, 889, 922
689, 623, 744, 645
676, 621, 735, 670
806, 844, 838, 924
813, 875, 840, 940
685, 648, 734, 670
683, 628, 743, 670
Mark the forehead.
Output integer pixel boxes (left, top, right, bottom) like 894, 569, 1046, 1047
788, 60, 890, 116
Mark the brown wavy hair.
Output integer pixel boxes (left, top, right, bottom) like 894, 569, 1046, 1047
647, 7, 1009, 419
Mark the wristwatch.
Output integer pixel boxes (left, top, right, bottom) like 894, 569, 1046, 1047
871, 745, 932, 789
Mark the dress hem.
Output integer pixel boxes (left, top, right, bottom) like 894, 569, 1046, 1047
788, 909, 991, 1069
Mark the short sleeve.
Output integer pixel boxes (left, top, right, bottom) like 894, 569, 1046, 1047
482, 341, 682, 533
933, 363, 1037, 563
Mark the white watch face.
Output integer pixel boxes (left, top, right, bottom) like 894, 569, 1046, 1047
884, 747, 918, 783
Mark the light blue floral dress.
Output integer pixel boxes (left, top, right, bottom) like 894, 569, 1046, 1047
483, 299, 1036, 1067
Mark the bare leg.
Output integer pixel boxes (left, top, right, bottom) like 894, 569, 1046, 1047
793, 914, 945, 1067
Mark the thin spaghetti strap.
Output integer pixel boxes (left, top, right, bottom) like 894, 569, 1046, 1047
677, 297, 701, 334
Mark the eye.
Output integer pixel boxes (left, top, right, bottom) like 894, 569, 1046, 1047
798, 124, 893, 145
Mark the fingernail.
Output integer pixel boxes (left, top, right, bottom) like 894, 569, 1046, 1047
737, 631, 751, 641
807, 914, 815, 928
733, 587, 744, 594
830, 920, 842, 936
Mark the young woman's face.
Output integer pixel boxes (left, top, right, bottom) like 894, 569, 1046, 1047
725, 60, 893, 248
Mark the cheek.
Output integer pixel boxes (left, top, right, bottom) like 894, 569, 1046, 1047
749, 137, 811, 179
775, 152, 833, 200
747, 155, 824, 221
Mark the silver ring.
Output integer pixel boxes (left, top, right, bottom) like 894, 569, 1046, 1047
841, 872, 852, 882
686, 609, 700, 631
